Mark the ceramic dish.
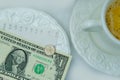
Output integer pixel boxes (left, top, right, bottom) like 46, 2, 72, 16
70, 0, 120, 76
0, 8, 70, 54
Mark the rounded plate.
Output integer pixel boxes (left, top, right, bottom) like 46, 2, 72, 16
0, 8, 70, 54
70, 0, 120, 76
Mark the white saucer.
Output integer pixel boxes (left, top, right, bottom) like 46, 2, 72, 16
70, 0, 120, 76
0, 8, 70, 54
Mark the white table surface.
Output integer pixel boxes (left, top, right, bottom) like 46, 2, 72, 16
0, 0, 120, 80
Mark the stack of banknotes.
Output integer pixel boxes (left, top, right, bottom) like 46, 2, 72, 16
0, 29, 72, 80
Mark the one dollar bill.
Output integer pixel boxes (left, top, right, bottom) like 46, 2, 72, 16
0, 29, 72, 80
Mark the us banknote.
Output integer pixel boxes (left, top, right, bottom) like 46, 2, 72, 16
0, 30, 72, 80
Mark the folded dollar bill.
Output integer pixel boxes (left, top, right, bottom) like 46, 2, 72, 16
0, 29, 72, 80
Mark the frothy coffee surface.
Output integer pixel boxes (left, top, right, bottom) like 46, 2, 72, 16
106, 0, 120, 40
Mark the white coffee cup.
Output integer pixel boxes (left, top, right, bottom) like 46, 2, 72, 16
82, 0, 120, 45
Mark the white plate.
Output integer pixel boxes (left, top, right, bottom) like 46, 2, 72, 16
70, 0, 120, 76
0, 8, 70, 54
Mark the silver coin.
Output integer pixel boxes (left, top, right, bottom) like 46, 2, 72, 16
45, 45, 56, 55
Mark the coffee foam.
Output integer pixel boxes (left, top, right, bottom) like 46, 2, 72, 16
106, 0, 120, 40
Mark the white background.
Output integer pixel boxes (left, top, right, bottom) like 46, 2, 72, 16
0, 0, 120, 80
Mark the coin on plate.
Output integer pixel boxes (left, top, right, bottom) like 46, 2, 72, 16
45, 45, 56, 55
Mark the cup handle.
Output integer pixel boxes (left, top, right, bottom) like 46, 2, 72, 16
82, 20, 102, 32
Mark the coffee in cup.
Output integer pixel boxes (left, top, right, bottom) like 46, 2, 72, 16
106, 0, 120, 40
